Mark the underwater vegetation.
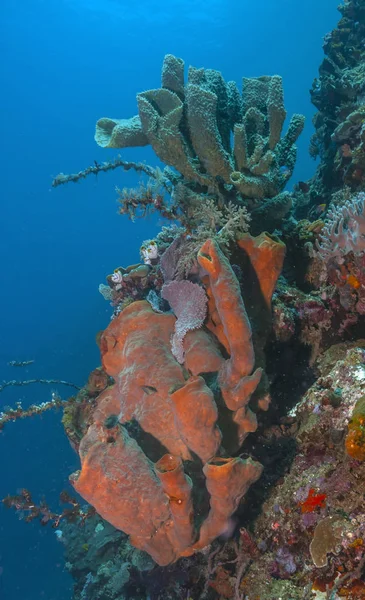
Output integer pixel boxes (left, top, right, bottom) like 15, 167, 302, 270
3, 0, 365, 598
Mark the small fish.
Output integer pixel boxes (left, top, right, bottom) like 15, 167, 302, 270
279, 165, 291, 179
298, 181, 310, 193
308, 203, 326, 218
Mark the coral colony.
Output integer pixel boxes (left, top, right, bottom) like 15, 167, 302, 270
3, 1, 365, 598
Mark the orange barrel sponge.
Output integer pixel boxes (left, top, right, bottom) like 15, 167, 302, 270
237, 232, 286, 310
345, 395, 365, 461
70, 423, 177, 565
193, 456, 263, 551
155, 454, 195, 551
100, 300, 191, 459
198, 239, 256, 382
197, 239, 262, 444
170, 376, 222, 463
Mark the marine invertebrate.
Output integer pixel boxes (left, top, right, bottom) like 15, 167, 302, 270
70, 296, 261, 564
193, 457, 262, 552
0, 378, 78, 394
69, 233, 284, 566
2, 489, 95, 528
161, 279, 208, 363
52, 157, 168, 190
198, 238, 263, 444
157, 199, 252, 282
313, 193, 365, 323
299, 488, 327, 514
54, 55, 304, 236
95, 55, 303, 204
345, 395, 365, 461
310, 517, 344, 568
111, 270, 123, 284
117, 173, 178, 222
140, 240, 159, 265
316, 192, 365, 261
0, 375, 82, 432
99, 260, 163, 315
0, 392, 67, 431
154, 454, 194, 551
7, 358, 34, 367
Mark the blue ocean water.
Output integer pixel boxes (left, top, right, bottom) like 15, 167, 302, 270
0, 1, 339, 598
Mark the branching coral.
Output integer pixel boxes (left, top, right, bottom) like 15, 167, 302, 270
154, 199, 251, 282
191, 199, 251, 248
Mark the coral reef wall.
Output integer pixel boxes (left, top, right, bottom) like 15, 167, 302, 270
14, 8, 364, 597
309, 0, 365, 202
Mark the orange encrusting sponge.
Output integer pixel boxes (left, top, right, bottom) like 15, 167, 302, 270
345, 396, 365, 461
